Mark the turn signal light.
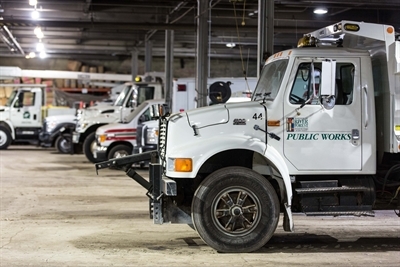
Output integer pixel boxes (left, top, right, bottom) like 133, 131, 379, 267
175, 158, 192, 172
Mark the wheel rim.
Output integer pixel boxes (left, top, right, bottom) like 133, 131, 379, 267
112, 149, 129, 158
90, 140, 97, 154
59, 138, 71, 151
0, 131, 7, 146
211, 186, 262, 236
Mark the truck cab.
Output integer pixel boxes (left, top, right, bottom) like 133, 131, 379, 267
0, 85, 44, 149
94, 99, 163, 162
73, 80, 164, 162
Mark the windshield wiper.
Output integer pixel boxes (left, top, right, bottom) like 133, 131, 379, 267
254, 92, 272, 102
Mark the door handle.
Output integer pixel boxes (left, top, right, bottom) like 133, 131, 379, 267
363, 86, 369, 128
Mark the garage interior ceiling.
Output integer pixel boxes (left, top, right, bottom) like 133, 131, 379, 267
0, 0, 399, 61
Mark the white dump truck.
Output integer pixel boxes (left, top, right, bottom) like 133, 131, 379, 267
97, 20, 400, 252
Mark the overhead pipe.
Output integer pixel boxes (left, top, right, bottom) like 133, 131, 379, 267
1, 25, 25, 55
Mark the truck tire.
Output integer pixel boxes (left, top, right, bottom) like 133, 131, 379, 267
108, 144, 132, 160
83, 132, 99, 163
55, 134, 72, 154
191, 166, 280, 253
0, 125, 12, 150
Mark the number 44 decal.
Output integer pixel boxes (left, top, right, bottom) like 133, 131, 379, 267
252, 113, 263, 120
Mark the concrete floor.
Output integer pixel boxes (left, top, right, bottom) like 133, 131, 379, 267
1, 146, 400, 266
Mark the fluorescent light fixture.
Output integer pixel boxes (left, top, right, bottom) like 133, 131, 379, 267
31, 9, 39, 19
314, 7, 328, 14
226, 42, 236, 48
29, 0, 38, 6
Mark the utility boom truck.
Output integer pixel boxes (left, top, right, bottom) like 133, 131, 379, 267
0, 84, 75, 149
96, 21, 400, 253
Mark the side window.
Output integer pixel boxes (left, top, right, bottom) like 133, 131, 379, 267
336, 64, 354, 105
289, 63, 321, 105
23, 92, 35, 106
290, 62, 354, 106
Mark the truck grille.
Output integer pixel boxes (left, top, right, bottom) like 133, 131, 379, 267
158, 118, 167, 164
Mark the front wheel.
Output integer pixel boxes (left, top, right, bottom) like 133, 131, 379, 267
191, 166, 280, 253
107, 144, 132, 160
55, 134, 72, 154
0, 125, 12, 150
83, 132, 99, 163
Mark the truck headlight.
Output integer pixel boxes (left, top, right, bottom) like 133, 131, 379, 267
46, 121, 58, 133
168, 158, 192, 172
145, 128, 159, 145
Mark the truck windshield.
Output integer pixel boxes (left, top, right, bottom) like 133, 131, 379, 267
5, 90, 17, 107
113, 85, 132, 107
252, 59, 288, 101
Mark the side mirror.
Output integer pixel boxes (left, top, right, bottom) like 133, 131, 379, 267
320, 59, 336, 110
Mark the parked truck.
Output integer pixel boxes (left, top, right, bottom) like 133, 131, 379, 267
98, 21, 400, 252
94, 99, 164, 162
0, 84, 75, 149
73, 79, 164, 162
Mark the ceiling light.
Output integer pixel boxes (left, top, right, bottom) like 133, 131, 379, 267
226, 42, 236, 48
39, 51, 47, 58
36, 41, 44, 52
313, 7, 328, 14
34, 26, 44, 38
29, 0, 38, 6
25, 52, 36, 59
31, 9, 40, 19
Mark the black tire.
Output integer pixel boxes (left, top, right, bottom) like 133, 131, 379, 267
0, 125, 12, 150
83, 132, 99, 163
108, 144, 132, 160
191, 166, 280, 253
55, 134, 72, 154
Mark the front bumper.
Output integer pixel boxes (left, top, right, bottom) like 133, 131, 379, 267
94, 145, 108, 161
72, 132, 80, 144
39, 132, 52, 146
133, 144, 157, 154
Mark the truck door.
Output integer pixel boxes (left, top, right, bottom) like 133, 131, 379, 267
283, 57, 361, 171
10, 90, 42, 128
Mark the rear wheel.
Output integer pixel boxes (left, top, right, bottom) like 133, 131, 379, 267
83, 132, 99, 163
191, 166, 280, 253
55, 134, 72, 154
0, 125, 12, 150
108, 144, 132, 160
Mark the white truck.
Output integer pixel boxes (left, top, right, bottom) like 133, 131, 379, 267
73, 80, 164, 162
96, 21, 400, 253
0, 84, 75, 149
94, 99, 164, 162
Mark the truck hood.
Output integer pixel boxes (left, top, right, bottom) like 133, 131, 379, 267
185, 101, 261, 128
44, 114, 76, 123
80, 106, 118, 118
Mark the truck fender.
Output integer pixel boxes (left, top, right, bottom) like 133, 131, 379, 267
263, 145, 294, 232
166, 135, 266, 178
0, 121, 15, 139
